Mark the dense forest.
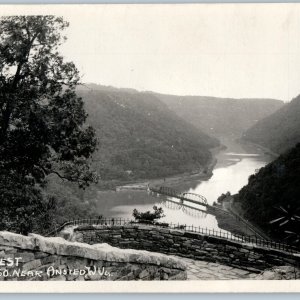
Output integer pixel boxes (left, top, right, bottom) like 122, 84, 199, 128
77, 85, 219, 183
235, 143, 300, 243
242, 95, 300, 154
156, 94, 283, 139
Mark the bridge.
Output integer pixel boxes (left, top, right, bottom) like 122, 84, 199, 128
148, 185, 210, 209
161, 197, 209, 217
148, 185, 268, 239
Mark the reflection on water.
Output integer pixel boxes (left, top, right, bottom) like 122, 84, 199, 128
95, 152, 270, 231
187, 156, 267, 206
225, 153, 260, 157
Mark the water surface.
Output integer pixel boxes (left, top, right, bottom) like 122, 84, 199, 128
95, 147, 270, 231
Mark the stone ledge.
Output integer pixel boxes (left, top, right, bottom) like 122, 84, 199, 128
72, 224, 300, 271
0, 231, 186, 271
76, 224, 300, 258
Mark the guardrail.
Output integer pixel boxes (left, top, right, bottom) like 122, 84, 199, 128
45, 217, 300, 253
226, 207, 270, 240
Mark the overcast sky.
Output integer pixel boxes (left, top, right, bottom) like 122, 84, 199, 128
2, 4, 300, 101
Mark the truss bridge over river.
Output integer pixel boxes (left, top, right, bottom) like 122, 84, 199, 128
148, 185, 217, 215
148, 185, 269, 240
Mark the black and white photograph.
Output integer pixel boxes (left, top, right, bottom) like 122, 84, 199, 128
0, 3, 300, 292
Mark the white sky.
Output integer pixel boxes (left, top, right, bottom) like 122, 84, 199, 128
2, 4, 300, 101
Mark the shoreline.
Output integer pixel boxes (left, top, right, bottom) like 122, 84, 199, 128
114, 144, 223, 192
112, 138, 273, 193
213, 197, 271, 239
237, 139, 279, 158
211, 138, 274, 238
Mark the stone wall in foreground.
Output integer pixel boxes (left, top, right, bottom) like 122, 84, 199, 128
0, 231, 186, 281
72, 224, 300, 273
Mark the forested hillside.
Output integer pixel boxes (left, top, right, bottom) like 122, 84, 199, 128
242, 95, 300, 154
235, 143, 300, 241
156, 94, 283, 139
77, 85, 219, 182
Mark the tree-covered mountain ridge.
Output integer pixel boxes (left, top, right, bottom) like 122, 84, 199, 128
76, 85, 220, 183
156, 94, 283, 140
242, 94, 300, 154
80, 84, 283, 140
234, 142, 300, 241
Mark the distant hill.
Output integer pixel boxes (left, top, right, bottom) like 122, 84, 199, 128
235, 143, 300, 241
77, 85, 219, 182
154, 94, 283, 140
242, 95, 300, 154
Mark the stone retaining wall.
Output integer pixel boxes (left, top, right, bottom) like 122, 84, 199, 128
72, 224, 300, 273
0, 231, 186, 281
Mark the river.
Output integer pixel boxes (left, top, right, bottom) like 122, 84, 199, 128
94, 140, 272, 231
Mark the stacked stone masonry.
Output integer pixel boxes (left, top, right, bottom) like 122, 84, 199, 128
72, 224, 300, 273
0, 231, 186, 281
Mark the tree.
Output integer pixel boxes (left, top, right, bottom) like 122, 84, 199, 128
132, 206, 165, 223
0, 16, 98, 234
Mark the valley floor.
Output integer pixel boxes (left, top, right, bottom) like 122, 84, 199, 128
94, 138, 273, 239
